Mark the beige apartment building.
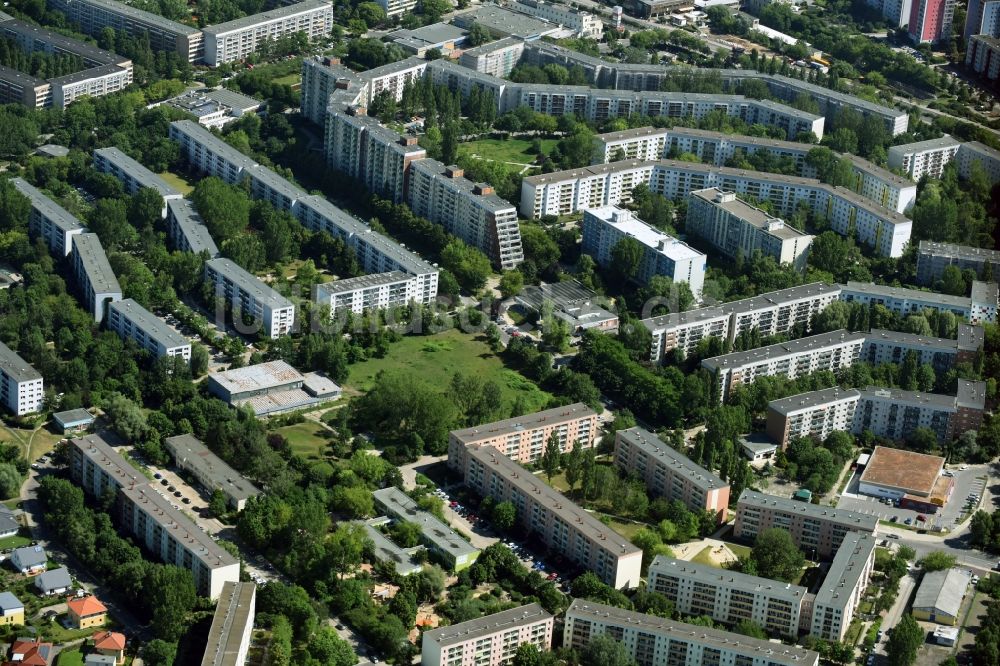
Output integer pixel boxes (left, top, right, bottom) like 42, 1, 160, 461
448, 403, 598, 469
420, 603, 554, 666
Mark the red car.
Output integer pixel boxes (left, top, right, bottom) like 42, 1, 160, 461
916, 514, 927, 522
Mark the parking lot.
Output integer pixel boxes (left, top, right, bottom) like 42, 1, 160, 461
835, 464, 989, 531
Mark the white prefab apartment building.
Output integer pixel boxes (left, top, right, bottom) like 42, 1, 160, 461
313, 271, 419, 317
956, 141, 1000, 184
459, 37, 526, 78
685, 188, 813, 271
106, 298, 191, 361
376, 0, 418, 18
810, 533, 877, 642
508, 0, 604, 38
421, 604, 554, 666
592, 127, 669, 163
70, 233, 122, 323
453, 445, 642, 589
916, 241, 1000, 285
92, 147, 182, 214
201, 0, 333, 66
564, 599, 820, 666
12, 177, 85, 256
581, 206, 706, 297
887, 136, 961, 180
204, 258, 295, 338
360, 57, 428, 104
0, 341, 43, 416
839, 280, 999, 324
201, 581, 256, 666
165, 198, 219, 257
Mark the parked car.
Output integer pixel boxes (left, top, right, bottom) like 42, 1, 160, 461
916, 514, 927, 522
904, 518, 913, 525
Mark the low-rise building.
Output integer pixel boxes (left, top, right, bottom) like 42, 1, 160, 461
515, 281, 619, 334
0, 592, 24, 627
916, 240, 1000, 285
452, 5, 563, 39
201, 0, 333, 66
734, 490, 878, 558
809, 532, 876, 641
454, 445, 642, 588
449, 403, 598, 469
357, 521, 423, 577
887, 135, 961, 180
373, 487, 480, 571
92, 147, 182, 215
421, 603, 554, 666
0, 505, 18, 538
204, 258, 295, 338
66, 596, 107, 629
839, 280, 998, 324
70, 233, 122, 323
207, 360, 339, 416
389, 23, 467, 57
858, 445, 948, 509
52, 408, 94, 434
159, 87, 261, 128
0, 340, 43, 416
165, 199, 219, 257
164, 434, 260, 511
11, 177, 85, 256
508, 0, 604, 38
201, 581, 256, 666
614, 427, 730, 522
106, 299, 191, 362
563, 599, 820, 666
7, 638, 53, 665
91, 631, 126, 665
912, 568, 971, 625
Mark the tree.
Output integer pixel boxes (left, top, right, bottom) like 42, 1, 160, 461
919, 551, 956, 572
750, 528, 805, 582
580, 634, 637, 666
308, 627, 358, 666
886, 615, 923, 666
498, 270, 524, 299
467, 23, 493, 47
355, 2, 385, 27
0, 463, 21, 500
733, 620, 767, 639
389, 520, 422, 548
420, 0, 451, 20
610, 236, 643, 284
564, 439, 584, 492
512, 643, 541, 666
541, 432, 562, 481
440, 240, 491, 292
191, 177, 251, 241
940, 265, 967, 296
141, 639, 177, 666
191, 344, 209, 377
147, 565, 198, 641
492, 500, 517, 531
208, 489, 228, 518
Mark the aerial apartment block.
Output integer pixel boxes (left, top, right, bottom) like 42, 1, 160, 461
643, 282, 841, 362
809, 532, 876, 642
459, 37, 527, 78
70, 233, 122, 323
165, 199, 219, 257
448, 403, 598, 469
375, 0, 418, 19
201, 0, 333, 66
862, 325, 984, 371
907, 0, 956, 43
11, 177, 85, 256
119, 484, 240, 599
967, 34, 1000, 84
453, 445, 642, 589
92, 147, 182, 215
201, 581, 256, 666
48, 0, 204, 62
300, 56, 365, 126
582, 206, 706, 296
685, 189, 813, 271
373, 487, 480, 571
701, 330, 866, 402
204, 258, 295, 339
965, 0, 1000, 37
592, 127, 669, 163
360, 57, 428, 104
955, 141, 1000, 184
563, 599, 820, 666
521, 160, 912, 258
313, 272, 420, 318
69, 433, 146, 499
839, 280, 999, 324
614, 427, 730, 522
421, 604, 554, 666
734, 490, 878, 558
106, 298, 191, 362
508, 0, 604, 38
646, 555, 808, 637
887, 136, 961, 180
0, 66, 51, 108
164, 434, 260, 512
766, 387, 862, 449
0, 341, 43, 416
854, 380, 987, 443
916, 241, 1000, 285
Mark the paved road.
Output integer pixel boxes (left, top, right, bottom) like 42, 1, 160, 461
875, 571, 917, 653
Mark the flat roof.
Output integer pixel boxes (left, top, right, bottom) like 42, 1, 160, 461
170, 120, 258, 171
55, 0, 200, 34
917, 240, 1000, 262
0, 18, 124, 65
93, 147, 179, 198
515, 280, 603, 310
913, 569, 970, 618
314, 271, 412, 297
813, 532, 876, 610
887, 135, 961, 155
427, 58, 507, 87
164, 434, 260, 502
201, 581, 256, 666
962, 140, 1000, 160
166, 199, 219, 257
373, 487, 479, 560
618, 427, 727, 491
358, 56, 427, 80
452, 5, 559, 38
865, 328, 960, 351
53, 408, 94, 426
390, 22, 466, 47
205, 257, 293, 310
842, 281, 970, 308
690, 188, 811, 241
649, 555, 806, 601
586, 205, 705, 261
469, 446, 640, 557
208, 360, 303, 396
596, 126, 670, 144
957, 378, 987, 410
0, 340, 41, 383
738, 490, 879, 531
202, 0, 329, 35
461, 35, 524, 56
701, 330, 867, 372
0, 592, 22, 611
109, 298, 189, 349
767, 387, 861, 416
971, 280, 999, 305
451, 403, 596, 444
11, 178, 85, 234
970, 33, 1000, 48
566, 599, 819, 666
71, 433, 146, 489
423, 603, 552, 647
411, 158, 516, 213
71, 233, 121, 296
858, 445, 943, 495
358, 521, 423, 576
203, 87, 261, 112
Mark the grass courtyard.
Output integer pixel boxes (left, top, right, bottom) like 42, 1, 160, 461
344, 329, 552, 413
458, 137, 559, 166
158, 171, 194, 195
270, 421, 333, 461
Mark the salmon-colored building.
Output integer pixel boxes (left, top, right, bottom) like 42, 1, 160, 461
420, 603, 553, 666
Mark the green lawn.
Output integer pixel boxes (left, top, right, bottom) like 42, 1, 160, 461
690, 546, 720, 567
0, 533, 31, 550
726, 542, 751, 559
56, 649, 84, 666
603, 519, 645, 541
458, 137, 559, 165
844, 619, 864, 647
344, 330, 552, 413
272, 73, 301, 86
271, 421, 332, 461
158, 171, 195, 195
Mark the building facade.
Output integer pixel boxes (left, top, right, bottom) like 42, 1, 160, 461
165, 198, 219, 257
967, 34, 1000, 83
204, 258, 295, 338
201, 0, 333, 66
201, 581, 256, 666
908, 0, 956, 43
373, 487, 480, 571
810, 532, 876, 641
106, 299, 191, 361
164, 434, 260, 511
313, 271, 419, 318
956, 141, 1000, 184
70, 233, 122, 323
839, 280, 998, 324
766, 387, 862, 449
887, 136, 961, 180
0, 341, 43, 416
12, 177, 85, 256
965, 0, 1000, 37
459, 37, 526, 78
916, 241, 1000, 285
93, 147, 181, 214
421, 604, 554, 666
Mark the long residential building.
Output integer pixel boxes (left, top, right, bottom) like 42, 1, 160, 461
861, 324, 983, 371
965, 0, 1000, 38
734, 490, 878, 558
421, 604, 554, 666
373, 487, 480, 571
453, 445, 642, 589
459, 37, 526, 78
92, 147, 182, 214
594, 127, 917, 213
614, 427, 730, 522
313, 271, 420, 318
887, 136, 961, 180
300, 56, 366, 126
809, 532, 877, 641
765, 387, 862, 448
448, 403, 598, 469
204, 258, 295, 339
165, 199, 219, 257
0, 341, 43, 416
916, 241, 1000, 285
107, 298, 191, 361
646, 555, 808, 637
169, 119, 439, 306
563, 599, 820, 666
70, 233, 122, 323
643, 282, 841, 362
967, 34, 1000, 84
201, 0, 333, 66
48, 0, 204, 62
685, 188, 813, 271
839, 280, 999, 324
164, 434, 260, 511
701, 330, 867, 402
521, 159, 912, 258
201, 581, 256, 666
581, 206, 706, 296
12, 177, 86, 257
508, 0, 604, 39
956, 140, 1000, 184
69, 433, 146, 499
